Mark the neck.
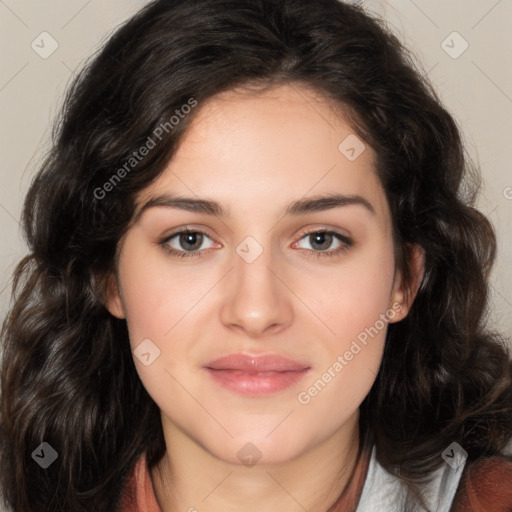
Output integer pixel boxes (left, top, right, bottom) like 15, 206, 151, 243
151, 415, 368, 512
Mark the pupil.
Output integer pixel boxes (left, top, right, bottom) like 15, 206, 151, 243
311, 232, 331, 250
181, 232, 202, 250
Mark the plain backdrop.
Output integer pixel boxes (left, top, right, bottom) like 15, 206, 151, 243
0, 1, 511, 509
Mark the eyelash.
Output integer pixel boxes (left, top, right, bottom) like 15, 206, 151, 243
158, 227, 353, 260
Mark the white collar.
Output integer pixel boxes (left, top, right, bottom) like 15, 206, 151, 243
355, 445, 466, 511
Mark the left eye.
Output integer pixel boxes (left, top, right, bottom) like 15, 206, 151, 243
163, 230, 215, 254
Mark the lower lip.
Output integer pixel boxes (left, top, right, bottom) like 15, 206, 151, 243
204, 368, 310, 395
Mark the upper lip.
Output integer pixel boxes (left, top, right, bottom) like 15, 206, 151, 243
205, 354, 310, 372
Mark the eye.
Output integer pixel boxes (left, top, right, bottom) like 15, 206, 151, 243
159, 228, 217, 258
294, 230, 353, 258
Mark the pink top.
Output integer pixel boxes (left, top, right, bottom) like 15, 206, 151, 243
117, 454, 162, 512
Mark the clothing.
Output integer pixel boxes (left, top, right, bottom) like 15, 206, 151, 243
355, 445, 465, 511
451, 454, 512, 511
117, 454, 161, 512
117, 447, 512, 511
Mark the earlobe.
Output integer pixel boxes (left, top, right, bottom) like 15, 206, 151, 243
389, 244, 425, 323
104, 274, 126, 319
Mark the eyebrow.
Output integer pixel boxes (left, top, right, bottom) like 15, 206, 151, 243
134, 192, 375, 222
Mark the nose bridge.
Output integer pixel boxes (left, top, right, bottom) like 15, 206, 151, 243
219, 233, 293, 336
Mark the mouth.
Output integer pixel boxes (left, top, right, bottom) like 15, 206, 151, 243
203, 353, 311, 395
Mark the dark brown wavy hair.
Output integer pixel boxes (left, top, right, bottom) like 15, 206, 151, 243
1, 0, 511, 510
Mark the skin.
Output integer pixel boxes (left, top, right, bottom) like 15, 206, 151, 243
106, 83, 424, 512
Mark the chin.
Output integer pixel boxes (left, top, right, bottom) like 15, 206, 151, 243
205, 432, 310, 468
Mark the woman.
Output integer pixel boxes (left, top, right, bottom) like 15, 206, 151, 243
1, 0, 511, 510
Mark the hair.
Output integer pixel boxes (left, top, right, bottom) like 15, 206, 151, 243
1, 0, 511, 510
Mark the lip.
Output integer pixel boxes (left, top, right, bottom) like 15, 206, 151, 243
204, 354, 311, 395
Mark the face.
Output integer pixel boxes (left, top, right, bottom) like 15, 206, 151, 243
106, 83, 419, 466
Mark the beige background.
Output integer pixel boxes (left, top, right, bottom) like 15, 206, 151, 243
0, 1, 511, 508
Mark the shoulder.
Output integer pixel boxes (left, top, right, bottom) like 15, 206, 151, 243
451, 455, 512, 511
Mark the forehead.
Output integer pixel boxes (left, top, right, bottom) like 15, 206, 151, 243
176, 82, 365, 163
135, 83, 390, 225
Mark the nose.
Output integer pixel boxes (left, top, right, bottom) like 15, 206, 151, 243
219, 239, 294, 338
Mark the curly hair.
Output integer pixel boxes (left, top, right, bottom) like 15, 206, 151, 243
1, 0, 511, 510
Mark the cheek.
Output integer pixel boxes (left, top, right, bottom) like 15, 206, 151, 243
300, 242, 394, 391
115, 246, 203, 411
116, 242, 212, 345
305, 238, 396, 346
295, 255, 394, 433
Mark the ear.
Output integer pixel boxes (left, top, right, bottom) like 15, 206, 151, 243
388, 244, 425, 323
104, 273, 126, 319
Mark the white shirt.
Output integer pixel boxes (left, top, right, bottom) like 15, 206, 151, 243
355, 445, 466, 511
